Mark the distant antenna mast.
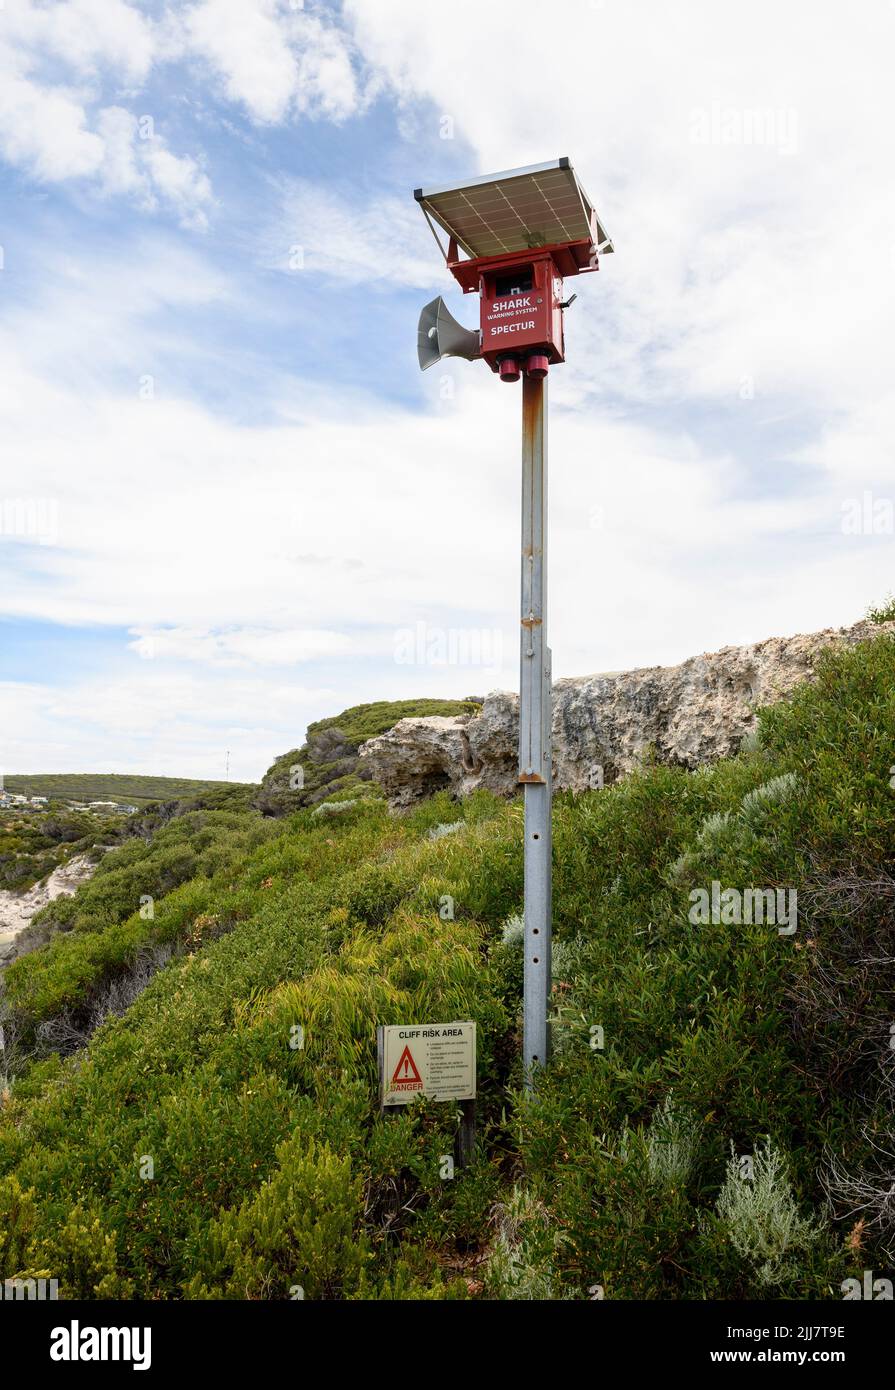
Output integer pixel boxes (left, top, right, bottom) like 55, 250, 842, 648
225, 750, 230, 781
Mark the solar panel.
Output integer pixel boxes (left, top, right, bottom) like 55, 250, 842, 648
414, 158, 613, 261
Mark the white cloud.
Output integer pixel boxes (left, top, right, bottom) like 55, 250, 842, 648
0, 673, 340, 783
0, 72, 105, 180
141, 140, 214, 231
0, 234, 228, 401
2, 311, 889, 666
183, 0, 300, 124
0, 1, 213, 226
0, 0, 367, 227
129, 626, 354, 666
96, 105, 148, 197
0, 84, 213, 228
291, 10, 358, 120
266, 177, 444, 287
183, 0, 360, 124
95, 106, 214, 228
344, 0, 895, 419
3, 326, 892, 779
4, 0, 155, 83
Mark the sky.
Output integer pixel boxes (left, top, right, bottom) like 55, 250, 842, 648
1, 0, 893, 783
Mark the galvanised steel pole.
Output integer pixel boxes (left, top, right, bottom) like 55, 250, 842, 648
519, 372, 552, 1089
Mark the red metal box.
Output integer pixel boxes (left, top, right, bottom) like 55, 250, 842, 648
478, 253, 565, 372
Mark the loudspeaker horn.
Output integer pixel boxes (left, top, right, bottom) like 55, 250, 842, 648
417, 296, 480, 370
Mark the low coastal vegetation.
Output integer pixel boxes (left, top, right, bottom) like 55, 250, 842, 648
2, 773, 252, 808
0, 807, 126, 895
0, 777, 257, 897
0, 638, 893, 1299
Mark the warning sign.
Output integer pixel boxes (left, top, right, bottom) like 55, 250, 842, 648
391, 1044, 423, 1092
379, 1022, 476, 1107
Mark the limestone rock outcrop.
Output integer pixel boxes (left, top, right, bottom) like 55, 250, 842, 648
359, 620, 890, 808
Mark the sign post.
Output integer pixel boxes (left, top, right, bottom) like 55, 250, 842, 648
414, 159, 613, 1090
379, 1022, 476, 1107
377, 1021, 478, 1167
519, 373, 552, 1078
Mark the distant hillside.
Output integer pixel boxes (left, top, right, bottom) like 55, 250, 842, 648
3, 773, 255, 808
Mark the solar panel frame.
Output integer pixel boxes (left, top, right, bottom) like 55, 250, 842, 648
415, 158, 613, 260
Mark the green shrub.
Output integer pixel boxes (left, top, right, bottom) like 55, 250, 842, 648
0, 1175, 37, 1277
186, 1140, 369, 1300
644, 1095, 702, 1191
484, 1186, 567, 1300
22, 1199, 134, 1298
713, 1138, 823, 1288
866, 595, 895, 624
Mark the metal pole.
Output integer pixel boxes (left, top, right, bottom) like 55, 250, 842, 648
519, 373, 552, 1090
456, 1098, 476, 1169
